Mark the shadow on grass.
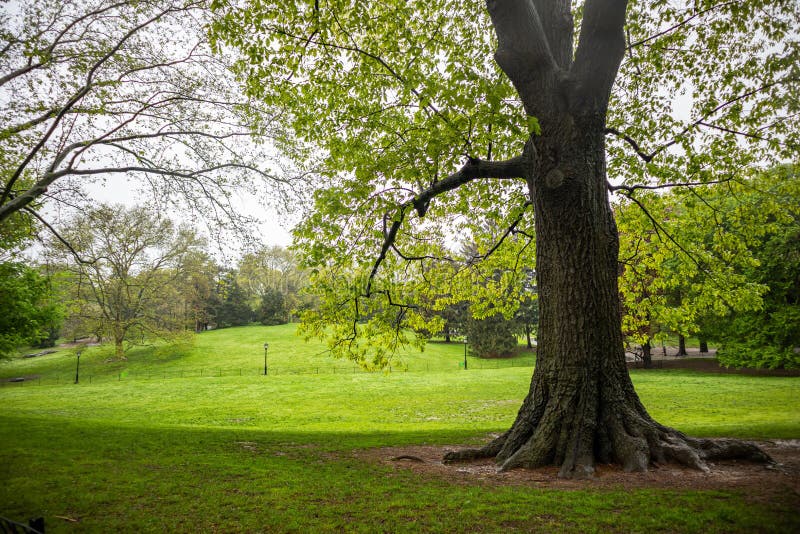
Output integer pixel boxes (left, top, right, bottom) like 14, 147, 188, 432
1, 415, 798, 533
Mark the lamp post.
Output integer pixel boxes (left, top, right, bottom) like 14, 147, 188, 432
263, 342, 269, 376
463, 337, 468, 370
75, 349, 82, 384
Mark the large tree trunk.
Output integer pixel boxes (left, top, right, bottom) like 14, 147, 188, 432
444, 0, 771, 478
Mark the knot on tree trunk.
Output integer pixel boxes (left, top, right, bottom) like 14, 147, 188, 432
544, 168, 565, 189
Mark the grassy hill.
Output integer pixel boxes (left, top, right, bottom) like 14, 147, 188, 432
1, 324, 798, 532
0, 323, 535, 383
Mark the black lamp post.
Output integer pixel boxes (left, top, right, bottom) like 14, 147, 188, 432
463, 337, 468, 370
75, 349, 82, 384
263, 342, 269, 376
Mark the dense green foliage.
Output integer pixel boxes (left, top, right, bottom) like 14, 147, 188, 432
210, 0, 799, 367
711, 166, 800, 368
466, 312, 519, 358
618, 165, 800, 368
213, 270, 254, 328
257, 288, 289, 325
0, 262, 62, 357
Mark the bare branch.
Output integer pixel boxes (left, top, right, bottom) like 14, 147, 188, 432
696, 121, 770, 142
1, 3, 185, 207
23, 207, 95, 265
467, 201, 532, 265
604, 127, 653, 162
0, 1, 132, 87
608, 176, 735, 193
0, 161, 276, 223
628, 2, 737, 49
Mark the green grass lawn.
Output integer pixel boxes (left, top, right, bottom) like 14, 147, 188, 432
0, 323, 534, 383
1, 325, 798, 532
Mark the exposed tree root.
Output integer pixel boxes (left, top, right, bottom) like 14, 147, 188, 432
443, 387, 775, 479
391, 455, 426, 463
444, 427, 775, 479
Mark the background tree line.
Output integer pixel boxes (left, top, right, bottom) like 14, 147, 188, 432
0, 203, 311, 358
3, 164, 797, 369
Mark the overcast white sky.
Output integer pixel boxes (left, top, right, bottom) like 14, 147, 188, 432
83, 176, 295, 252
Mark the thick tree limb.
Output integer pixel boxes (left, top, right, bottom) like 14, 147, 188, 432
364, 153, 527, 296
486, 0, 562, 117
572, 0, 629, 113
532, 0, 573, 69
411, 155, 526, 217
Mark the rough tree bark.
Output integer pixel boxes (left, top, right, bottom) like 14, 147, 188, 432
442, 0, 772, 478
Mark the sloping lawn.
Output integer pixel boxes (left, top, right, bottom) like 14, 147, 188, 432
1, 325, 798, 532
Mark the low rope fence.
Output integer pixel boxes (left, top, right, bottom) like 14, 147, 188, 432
1, 357, 536, 387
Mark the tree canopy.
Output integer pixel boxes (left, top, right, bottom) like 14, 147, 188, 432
48, 204, 203, 358
0, 0, 303, 245
212, 0, 797, 361
212, 0, 797, 477
0, 262, 62, 357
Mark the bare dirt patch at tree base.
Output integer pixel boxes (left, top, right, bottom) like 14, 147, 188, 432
355, 439, 800, 499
